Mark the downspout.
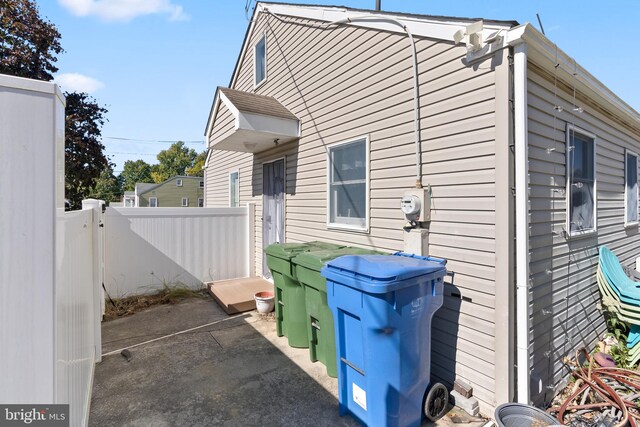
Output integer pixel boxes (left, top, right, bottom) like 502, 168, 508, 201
513, 41, 530, 404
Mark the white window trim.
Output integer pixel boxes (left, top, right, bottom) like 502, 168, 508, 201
229, 170, 240, 207
176, 179, 183, 187
199, 180, 204, 188
326, 136, 370, 233
625, 149, 639, 227
565, 124, 597, 238
198, 197, 204, 207
253, 33, 267, 89
149, 197, 158, 208
181, 197, 189, 207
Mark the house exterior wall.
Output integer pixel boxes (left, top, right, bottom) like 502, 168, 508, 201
138, 176, 204, 207
526, 63, 640, 405
206, 12, 512, 412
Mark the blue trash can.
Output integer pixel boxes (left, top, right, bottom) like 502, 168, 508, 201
321, 255, 446, 427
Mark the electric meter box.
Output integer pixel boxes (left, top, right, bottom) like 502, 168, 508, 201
401, 188, 431, 222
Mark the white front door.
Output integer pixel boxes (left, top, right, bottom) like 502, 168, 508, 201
262, 159, 285, 278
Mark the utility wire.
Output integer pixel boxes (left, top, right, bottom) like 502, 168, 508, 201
104, 136, 204, 144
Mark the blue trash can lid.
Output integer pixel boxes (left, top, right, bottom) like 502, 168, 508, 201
321, 255, 445, 293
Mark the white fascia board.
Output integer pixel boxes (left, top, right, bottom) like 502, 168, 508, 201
218, 90, 241, 131
205, 90, 222, 145
0, 74, 66, 106
237, 111, 299, 138
258, 3, 511, 43
506, 23, 640, 128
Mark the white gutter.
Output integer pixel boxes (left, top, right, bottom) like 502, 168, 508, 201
513, 41, 530, 405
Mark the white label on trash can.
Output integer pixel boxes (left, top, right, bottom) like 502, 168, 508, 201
353, 383, 367, 411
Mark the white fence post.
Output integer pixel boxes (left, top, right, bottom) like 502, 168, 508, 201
82, 199, 104, 363
247, 203, 256, 277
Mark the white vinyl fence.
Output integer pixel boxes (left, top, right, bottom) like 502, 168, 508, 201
56, 205, 103, 426
103, 205, 254, 298
1, 75, 100, 427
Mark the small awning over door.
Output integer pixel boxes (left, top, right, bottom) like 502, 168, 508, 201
210, 87, 300, 153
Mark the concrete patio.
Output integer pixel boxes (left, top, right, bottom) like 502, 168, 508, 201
89, 295, 487, 426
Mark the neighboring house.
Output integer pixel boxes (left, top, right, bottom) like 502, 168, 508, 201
135, 176, 204, 207
123, 191, 135, 207
203, 2, 640, 414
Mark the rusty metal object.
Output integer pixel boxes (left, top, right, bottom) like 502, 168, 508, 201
548, 348, 640, 427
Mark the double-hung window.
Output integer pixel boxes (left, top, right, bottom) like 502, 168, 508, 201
229, 171, 239, 207
254, 34, 266, 87
149, 197, 158, 208
327, 137, 369, 231
625, 149, 639, 225
176, 179, 183, 187
566, 125, 596, 236
181, 197, 189, 207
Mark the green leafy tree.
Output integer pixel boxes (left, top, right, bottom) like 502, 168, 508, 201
0, 0, 63, 81
89, 167, 122, 203
185, 150, 207, 177
151, 141, 198, 183
119, 159, 153, 191
65, 92, 109, 210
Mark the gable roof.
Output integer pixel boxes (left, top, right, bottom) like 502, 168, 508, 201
220, 88, 298, 121
204, 2, 516, 138
205, 2, 640, 139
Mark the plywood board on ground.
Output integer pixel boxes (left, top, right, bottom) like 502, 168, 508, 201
207, 277, 273, 314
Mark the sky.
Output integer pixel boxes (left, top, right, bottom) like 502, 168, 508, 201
36, 0, 640, 173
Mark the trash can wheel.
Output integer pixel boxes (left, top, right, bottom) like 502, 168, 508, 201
424, 382, 448, 421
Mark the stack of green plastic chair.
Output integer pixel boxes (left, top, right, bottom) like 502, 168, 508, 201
597, 246, 640, 365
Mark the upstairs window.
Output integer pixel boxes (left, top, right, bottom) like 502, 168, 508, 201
254, 34, 266, 87
199, 180, 204, 188
625, 149, 639, 225
229, 171, 239, 207
327, 137, 369, 231
566, 125, 596, 236
176, 179, 183, 187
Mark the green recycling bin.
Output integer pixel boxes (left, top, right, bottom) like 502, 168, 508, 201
264, 241, 344, 348
293, 247, 383, 377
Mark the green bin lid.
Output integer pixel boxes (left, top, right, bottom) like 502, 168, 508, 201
264, 241, 345, 260
306, 241, 345, 250
293, 247, 384, 272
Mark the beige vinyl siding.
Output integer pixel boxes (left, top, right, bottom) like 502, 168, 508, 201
527, 64, 640, 406
206, 13, 504, 413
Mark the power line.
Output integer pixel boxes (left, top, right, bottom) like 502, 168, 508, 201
104, 136, 204, 144
107, 151, 157, 156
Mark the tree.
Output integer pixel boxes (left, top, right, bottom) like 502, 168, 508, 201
65, 92, 109, 210
119, 159, 153, 191
0, 0, 63, 81
89, 166, 122, 203
151, 141, 198, 183
185, 150, 207, 177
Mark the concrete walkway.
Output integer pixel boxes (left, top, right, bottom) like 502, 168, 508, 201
90, 296, 486, 426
